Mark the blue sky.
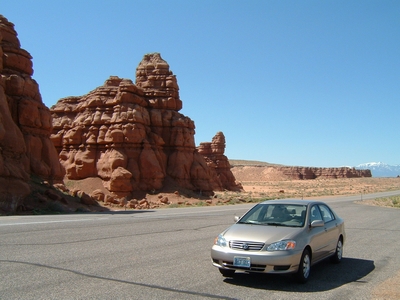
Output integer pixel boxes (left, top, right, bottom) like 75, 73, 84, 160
2, 1, 399, 167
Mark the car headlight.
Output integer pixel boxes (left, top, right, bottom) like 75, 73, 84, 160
214, 234, 228, 247
267, 240, 296, 251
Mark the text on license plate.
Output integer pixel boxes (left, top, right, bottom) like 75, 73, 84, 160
233, 256, 251, 268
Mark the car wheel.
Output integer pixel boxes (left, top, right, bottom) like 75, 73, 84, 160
330, 237, 343, 264
218, 268, 235, 277
295, 249, 311, 283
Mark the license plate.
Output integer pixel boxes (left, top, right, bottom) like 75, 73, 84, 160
233, 256, 251, 268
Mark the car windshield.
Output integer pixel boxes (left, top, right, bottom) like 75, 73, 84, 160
238, 203, 307, 227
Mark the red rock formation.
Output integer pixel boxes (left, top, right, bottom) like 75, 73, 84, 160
275, 166, 371, 179
231, 165, 371, 182
197, 132, 243, 191
0, 15, 64, 212
51, 53, 237, 197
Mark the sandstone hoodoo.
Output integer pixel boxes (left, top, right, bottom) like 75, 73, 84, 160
50, 53, 242, 199
197, 132, 243, 191
0, 15, 64, 212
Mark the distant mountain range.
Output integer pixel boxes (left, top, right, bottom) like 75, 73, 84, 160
356, 162, 400, 178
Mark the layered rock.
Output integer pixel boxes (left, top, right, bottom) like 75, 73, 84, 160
275, 166, 371, 179
197, 132, 243, 191
0, 15, 64, 212
51, 53, 236, 197
232, 165, 372, 182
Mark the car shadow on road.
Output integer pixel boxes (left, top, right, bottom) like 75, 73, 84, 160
223, 257, 375, 292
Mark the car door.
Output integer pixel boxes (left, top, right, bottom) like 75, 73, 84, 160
308, 205, 327, 262
318, 204, 340, 257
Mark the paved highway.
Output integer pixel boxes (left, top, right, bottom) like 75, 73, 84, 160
1, 190, 400, 299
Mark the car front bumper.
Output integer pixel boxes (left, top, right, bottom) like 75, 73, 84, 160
211, 245, 303, 274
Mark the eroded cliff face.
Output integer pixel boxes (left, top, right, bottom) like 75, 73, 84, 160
273, 166, 371, 179
0, 15, 64, 212
50, 53, 240, 198
231, 165, 372, 182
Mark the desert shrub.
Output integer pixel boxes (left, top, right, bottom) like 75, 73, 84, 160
373, 195, 400, 208
391, 196, 400, 207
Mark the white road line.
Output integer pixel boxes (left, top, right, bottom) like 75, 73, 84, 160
0, 218, 107, 226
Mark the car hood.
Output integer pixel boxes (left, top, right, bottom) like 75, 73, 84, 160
222, 223, 303, 244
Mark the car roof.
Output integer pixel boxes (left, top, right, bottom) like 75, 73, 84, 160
259, 199, 324, 206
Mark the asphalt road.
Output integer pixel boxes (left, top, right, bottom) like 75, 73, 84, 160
1, 190, 400, 299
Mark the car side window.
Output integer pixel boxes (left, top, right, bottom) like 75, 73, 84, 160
318, 205, 335, 223
310, 205, 322, 222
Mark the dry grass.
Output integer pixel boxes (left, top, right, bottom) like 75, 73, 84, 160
215, 177, 400, 204
359, 195, 400, 209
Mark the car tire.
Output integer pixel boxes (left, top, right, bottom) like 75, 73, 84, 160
218, 268, 235, 277
330, 237, 343, 264
295, 249, 311, 283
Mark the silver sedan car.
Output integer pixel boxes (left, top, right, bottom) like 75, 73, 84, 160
211, 199, 345, 283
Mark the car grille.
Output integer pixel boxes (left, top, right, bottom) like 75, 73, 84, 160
229, 240, 265, 251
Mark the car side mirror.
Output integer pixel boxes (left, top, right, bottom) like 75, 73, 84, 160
310, 220, 324, 227
234, 216, 241, 222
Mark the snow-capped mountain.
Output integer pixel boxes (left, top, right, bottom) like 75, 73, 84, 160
356, 162, 400, 178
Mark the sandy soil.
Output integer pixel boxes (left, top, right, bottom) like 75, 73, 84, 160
233, 177, 400, 201
371, 269, 400, 299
